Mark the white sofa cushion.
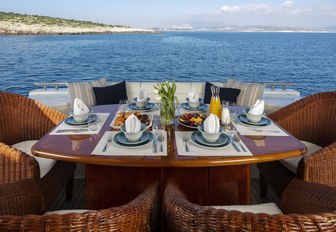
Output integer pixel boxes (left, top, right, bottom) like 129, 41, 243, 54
12, 140, 57, 178
212, 202, 283, 215
279, 140, 322, 174
45, 209, 91, 215
67, 78, 107, 107
225, 77, 266, 107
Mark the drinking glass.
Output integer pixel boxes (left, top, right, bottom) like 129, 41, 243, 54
228, 102, 236, 119
177, 104, 185, 117
119, 99, 128, 112
88, 113, 101, 132
152, 115, 164, 132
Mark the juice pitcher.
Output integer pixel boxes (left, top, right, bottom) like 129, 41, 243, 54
209, 85, 221, 118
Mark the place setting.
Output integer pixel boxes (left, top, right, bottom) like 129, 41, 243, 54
180, 87, 208, 112
176, 113, 252, 157
50, 98, 109, 135
92, 114, 167, 156
233, 99, 288, 136
128, 87, 156, 112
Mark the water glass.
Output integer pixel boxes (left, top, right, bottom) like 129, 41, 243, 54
152, 115, 164, 135
88, 113, 101, 132
119, 99, 128, 112
228, 102, 236, 119
177, 104, 185, 116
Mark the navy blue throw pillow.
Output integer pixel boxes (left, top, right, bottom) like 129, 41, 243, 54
203, 82, 241, 104
93, 81, 128, 105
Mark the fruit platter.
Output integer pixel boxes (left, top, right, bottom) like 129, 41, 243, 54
177, 113, 208, 128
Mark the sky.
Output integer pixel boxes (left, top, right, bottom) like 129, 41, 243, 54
1, 0, 336, 28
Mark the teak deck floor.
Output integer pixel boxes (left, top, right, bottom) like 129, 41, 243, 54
51, 178, 280, 210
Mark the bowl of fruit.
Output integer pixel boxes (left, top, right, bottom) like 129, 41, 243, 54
177, 113, 208, 128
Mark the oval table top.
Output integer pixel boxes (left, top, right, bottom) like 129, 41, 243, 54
32, 104, 306, 167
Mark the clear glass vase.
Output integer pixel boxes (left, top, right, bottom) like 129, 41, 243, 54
159, 100, 176, 125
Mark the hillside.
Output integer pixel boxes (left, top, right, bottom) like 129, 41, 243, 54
0, 12, 155, 35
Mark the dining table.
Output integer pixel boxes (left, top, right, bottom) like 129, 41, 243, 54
32, 104, 306, 210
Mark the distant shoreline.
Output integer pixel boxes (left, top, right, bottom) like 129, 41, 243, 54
0, 22, 157, 35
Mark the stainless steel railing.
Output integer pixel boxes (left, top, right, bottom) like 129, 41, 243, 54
34, 82, 67, 90
34, 81, 295, 91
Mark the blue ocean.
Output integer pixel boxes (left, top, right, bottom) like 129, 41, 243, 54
0, 32, 335, 96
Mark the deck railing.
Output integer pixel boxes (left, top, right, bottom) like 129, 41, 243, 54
34, 82, 295, 91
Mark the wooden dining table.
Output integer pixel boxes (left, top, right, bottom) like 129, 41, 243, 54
32, 104, 306, 209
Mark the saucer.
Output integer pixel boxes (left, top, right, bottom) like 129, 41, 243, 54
65, 114, 97, 126
194, 131, 228, 147
113, 131, 153, 148
190, 131, 231, 149
237, 114, 271, 126
181, 103, 208, 111
129, 102, 155, 111
117, 131, 150, 145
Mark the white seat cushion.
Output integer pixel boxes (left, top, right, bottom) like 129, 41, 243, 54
12, 140, 57, 178
279, 140, 322, 174
45, 209, 91, 215
212, 202, 283, 215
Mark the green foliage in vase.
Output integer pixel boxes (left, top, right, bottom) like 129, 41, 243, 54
154, 81, 178, 125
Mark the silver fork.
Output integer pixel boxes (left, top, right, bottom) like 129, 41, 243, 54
158, 131, 164, 152
183, 134, 190, 152
102, 135, 113, 152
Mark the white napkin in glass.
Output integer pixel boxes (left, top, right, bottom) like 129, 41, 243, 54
188, 88, 198, 102
221, 107, 230, 124
248, 99, 265, 115
73, 98, 89, 115
125, 114, 141, 133
137, 87, 147, 102
204, 113, 220, 133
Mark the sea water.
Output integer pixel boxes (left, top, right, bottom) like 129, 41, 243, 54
0, 32, 335, 96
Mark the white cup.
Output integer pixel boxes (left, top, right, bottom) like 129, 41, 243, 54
73, 112, 89, 123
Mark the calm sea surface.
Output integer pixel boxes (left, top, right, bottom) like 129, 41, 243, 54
0, 32, 335, 96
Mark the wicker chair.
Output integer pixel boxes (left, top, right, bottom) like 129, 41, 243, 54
257, 91, 336, 198
0, 92, 76, 213
0, 180, 159, 231
164, 179, 336, 232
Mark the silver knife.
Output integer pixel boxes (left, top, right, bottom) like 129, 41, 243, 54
153, 134, 158, 153
233, 134, 247, 152
231, 140, 241, 152
56, 128, 89, 133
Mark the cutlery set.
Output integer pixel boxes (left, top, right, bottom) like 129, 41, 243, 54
153, 131, 165, 153
183, 134, 190, 152
56, 128, 89, 133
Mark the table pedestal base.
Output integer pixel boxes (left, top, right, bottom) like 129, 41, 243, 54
86, 164, 251, 209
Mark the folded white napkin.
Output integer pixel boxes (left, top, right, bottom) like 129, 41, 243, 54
221, 107, 230, 124
188, 88, 198, 102
248, 99, 265, 115
73, 98, 89, 115
125, 114, 141, 133
137, 87, 148, 102
204, 113, 220, 133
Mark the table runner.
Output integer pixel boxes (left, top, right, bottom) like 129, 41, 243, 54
176, 131, 253, 157
92, 131, 167, 156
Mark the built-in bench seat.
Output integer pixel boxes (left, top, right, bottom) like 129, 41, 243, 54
29, 79, 300, 115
